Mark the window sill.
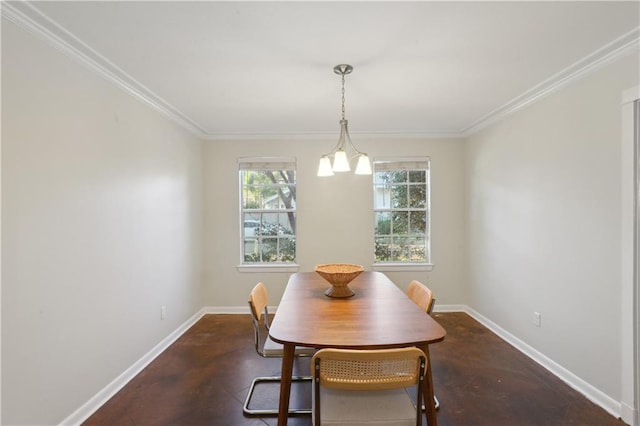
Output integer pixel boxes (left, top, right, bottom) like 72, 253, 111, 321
237, 264, 300, 273
372, 263, 434, 272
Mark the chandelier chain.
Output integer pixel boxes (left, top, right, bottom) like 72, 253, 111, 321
341, 73, 346, 121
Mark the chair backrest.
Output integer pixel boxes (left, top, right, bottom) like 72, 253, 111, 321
249, 282, 270, 355
249, 282, 269, 322
312, 348, 426, 425
407, 280, 435, 315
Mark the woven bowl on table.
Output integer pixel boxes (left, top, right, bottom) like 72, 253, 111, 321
314, 263, 364, 298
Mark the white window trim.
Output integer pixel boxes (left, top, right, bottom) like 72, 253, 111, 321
372, 156, 432, 266
372, 263, 434, 272
237, 264, 300, 273
238, 156, 297, 266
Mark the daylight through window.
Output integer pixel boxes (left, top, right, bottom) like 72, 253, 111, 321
373, 158, 430, 263
239, 158, 296, 264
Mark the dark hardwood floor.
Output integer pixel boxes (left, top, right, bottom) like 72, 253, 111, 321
83, 312, 626, 426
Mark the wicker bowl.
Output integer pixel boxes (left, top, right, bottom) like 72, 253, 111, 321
315, 263, 364, 298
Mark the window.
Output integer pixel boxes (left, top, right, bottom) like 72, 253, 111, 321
373, 158, 430, 264
239, 158, 296, 264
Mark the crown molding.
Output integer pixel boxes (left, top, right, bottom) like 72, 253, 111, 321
3, 2, 638, 141
1, 1, 209, 138
461, 26, 640, 137
200, 130, 463, 141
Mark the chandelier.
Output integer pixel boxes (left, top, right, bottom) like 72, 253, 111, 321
317, 64, 372, 176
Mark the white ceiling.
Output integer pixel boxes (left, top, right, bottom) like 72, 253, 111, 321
7, 1, 640, 139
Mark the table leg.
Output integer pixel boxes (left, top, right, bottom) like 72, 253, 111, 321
277, 343, 295, 426
418, 344, 438, 426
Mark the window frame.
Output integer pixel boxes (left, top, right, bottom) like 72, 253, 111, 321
237, 157, 299, 273
371, 157, 433, 272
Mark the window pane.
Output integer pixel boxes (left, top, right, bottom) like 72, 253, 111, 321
409, 170, 426, 183
244, 239, 260, 262
375, 171, 392, 184
259, 237, 278, 262
391, 170, 407, 183
409, 211, 426, 235
391, 236, 409, 261
408, 238, 426, 261
391, 184, 408, 208
392, 211, 408, 234
408, 184, 426, 208
260, 186, 277, 208
282, 187, 296, 209
375, 212, 391, 235
279, 237, 296, 262
375, 236, 391, 261
279, 213, 295, 235
243, 213, 261, 237
242, 185, 260, 209
266, 169, 295, 185
374, 184, 391, 208
262, 213, 279, 235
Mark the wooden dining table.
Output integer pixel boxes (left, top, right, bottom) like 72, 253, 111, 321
268, 271, 447, 426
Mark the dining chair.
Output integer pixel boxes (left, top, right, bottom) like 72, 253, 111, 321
243, 282, 315, 415
407, 280, 436, 315
311, 347, 427, 426
407, 280, 440, 410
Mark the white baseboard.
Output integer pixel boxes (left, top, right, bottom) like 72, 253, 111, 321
462, 306, 624, 421
621, 401, 638, 426
203, 306, 246, 314
59, 308, 209, 426
432, 304, 468, 313
205, 305, 278, 314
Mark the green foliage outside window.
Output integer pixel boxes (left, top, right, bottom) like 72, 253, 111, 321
241, 167, 296, 263
374, 163, 429, 263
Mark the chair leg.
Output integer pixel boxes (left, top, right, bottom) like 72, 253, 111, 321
243, 375, 312, 415
420, 395, 440, 411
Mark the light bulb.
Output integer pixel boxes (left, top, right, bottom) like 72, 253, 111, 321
332, 149, 350, 172
355, 154, 372, 175
317, 156, 334, 176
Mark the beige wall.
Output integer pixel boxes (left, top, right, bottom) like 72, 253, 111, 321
466, 51, 639, 405
1, 20, 204, 425
3, 3, 636, 424
203, 137, 468, 308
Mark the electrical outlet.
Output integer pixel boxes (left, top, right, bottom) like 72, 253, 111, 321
161, 306, 167, 320
533, 312, 541, 327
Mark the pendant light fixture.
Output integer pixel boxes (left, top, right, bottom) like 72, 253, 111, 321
317, 64, 372, 177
